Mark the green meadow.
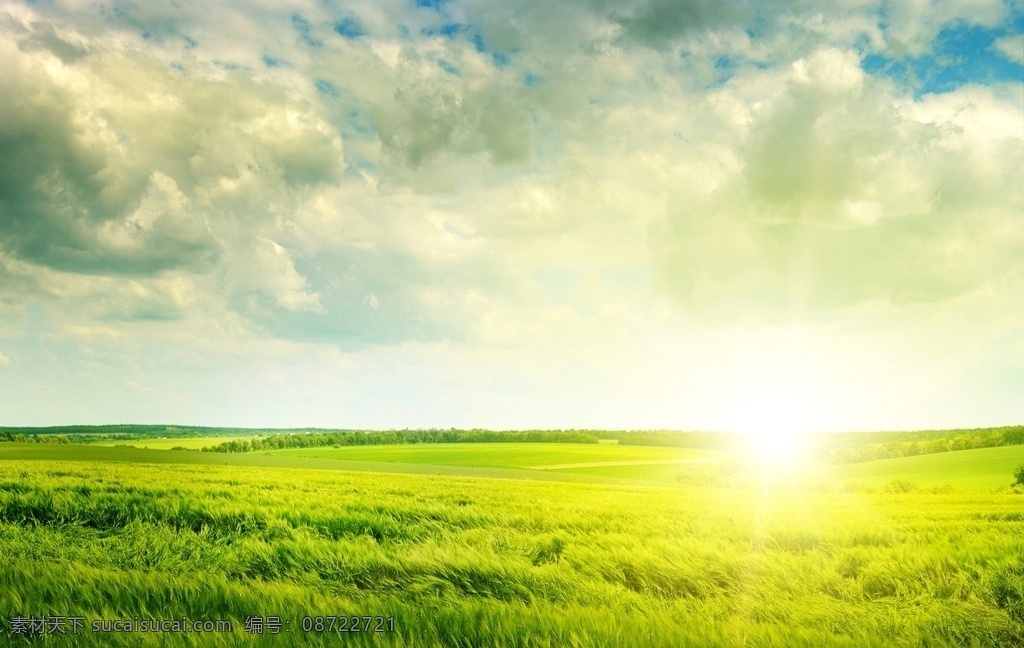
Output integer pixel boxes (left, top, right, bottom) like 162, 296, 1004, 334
263, 442, 1024, 492
261, 442, 718, 469
829, 445, 1024, 491
0, 433, 1022, 646
555, 445, 1024, 492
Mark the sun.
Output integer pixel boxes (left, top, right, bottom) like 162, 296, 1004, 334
742, 426, 807, 467
731, 385, 817, 468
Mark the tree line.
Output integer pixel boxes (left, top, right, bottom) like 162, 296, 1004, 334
591, 430, 734, 449
0, 431, 70, 444
823, 426, 1024, 464
202, 429, 601, 453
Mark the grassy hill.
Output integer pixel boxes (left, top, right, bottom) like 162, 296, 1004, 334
830, 445, 1024, 491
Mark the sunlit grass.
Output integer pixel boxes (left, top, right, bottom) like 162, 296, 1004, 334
0, 457, 1021, 646
831, 445, 1024, 491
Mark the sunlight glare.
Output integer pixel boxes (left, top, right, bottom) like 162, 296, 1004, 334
732, 383, 816, 468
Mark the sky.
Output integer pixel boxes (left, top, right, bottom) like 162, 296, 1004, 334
0, 0, 1022, 432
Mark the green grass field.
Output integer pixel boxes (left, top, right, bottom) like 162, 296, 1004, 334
545, 444, 1024, 492
9, 440, 1022, 491
1, 439, 1022, 646
262, 442, 1024, 492
546, 461, 725, 484
831, 445, 1024, 491
262, 442, 719, 469
0, 443, 648, 486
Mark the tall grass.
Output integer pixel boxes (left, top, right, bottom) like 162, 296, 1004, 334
0, 459, 1021, 646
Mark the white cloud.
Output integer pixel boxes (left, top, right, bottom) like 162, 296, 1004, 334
878, 0, 1008, 55
994, 34, 1024, 64
648, 45, 1023, 320
229, 238, 323, 313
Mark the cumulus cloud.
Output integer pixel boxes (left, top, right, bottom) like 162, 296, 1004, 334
0, 2, 562, 346
612, 0, 750, 49
651, 47, 1023, 319
3, 2, 1020, 332
0, 18, 347, 276
227, 237, 323, 314
375, 79, 532, 170
880, 0, 1009, 56
994, 33, 1024, 63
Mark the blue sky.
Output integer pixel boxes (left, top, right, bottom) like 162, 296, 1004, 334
864, 15, 1024, 95
0, 0, 1021, 432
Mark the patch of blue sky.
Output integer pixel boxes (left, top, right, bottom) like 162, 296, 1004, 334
422, 22, 515, 66
319, 103, 376, 142
344, 110, 375, 135
424, 22, 468, 38
342, 161, 377, 181
437, 59, 459, 75
864, 22, 1024, 96
292, 14, 322, 48
262, 54, 283, 68
710, 55, 738, 86
876, 0, 891, 32
443, 222, 473, 240
713, 55, 735, 69
852, 32, 875, 56
1013, 8, 1024, 32
524, 73, 542, 87
315, 79, 339, 97
334, 17, 364, 39
490, 49, 510, 67
485, 43, 520, 69
416, 0, 451, 9
216, 61, 248, 72
745, 12, 768, 40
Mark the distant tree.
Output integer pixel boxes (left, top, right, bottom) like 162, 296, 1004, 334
1014, 464, 1024, 487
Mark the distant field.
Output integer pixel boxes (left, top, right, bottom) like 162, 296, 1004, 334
91, 435, 262, 450
831, 445, 1024, 491
262, 442, 721, 470
0, 444, 647, 485
538, 445, 1024, 490
547, 462, 723, 483
7, 440, 1022, 492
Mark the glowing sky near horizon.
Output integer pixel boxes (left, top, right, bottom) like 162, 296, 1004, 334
0, 0, 1022, 432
